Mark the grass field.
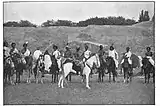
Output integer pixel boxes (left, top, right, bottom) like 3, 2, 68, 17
4, 72, 155, 104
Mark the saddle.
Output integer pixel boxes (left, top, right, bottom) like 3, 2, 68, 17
62, 58, 73, 65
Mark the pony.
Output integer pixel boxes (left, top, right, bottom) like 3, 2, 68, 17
121, 56, 133, 83
142, 57, 155, 83
11, 53, 26, 84
4, 56, 15, 85
97, 56, 107, 82
105, 56, 117, 82
50, 55, 59, 83
23, 55, 33, 83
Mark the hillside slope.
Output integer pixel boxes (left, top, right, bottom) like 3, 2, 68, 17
4, 21, 154, 57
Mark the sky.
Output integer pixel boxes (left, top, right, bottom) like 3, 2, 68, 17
4, 2, 154, 25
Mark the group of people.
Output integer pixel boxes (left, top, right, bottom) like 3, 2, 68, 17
4, 40, 155, 76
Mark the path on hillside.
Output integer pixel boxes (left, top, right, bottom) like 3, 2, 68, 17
4, 73, 155, 105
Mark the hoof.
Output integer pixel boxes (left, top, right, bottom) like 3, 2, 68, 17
86, 86, 91, 89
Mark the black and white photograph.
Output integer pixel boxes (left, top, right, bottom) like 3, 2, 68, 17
3, 1, 155, 105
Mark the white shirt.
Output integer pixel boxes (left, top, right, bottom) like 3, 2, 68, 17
4, 47, 10, 57
33, 50, 42, 60
44, 54, 52, 72
84, 50, 91, 59
108, 49, 118, 59
23, 49, 31, 57
53, 50, 61, 60
125, 51, 132, 58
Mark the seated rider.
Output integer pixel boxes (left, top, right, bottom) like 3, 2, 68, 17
21, 41, 31, 63
63, 45, 73, 64
145, 47, 155, 67
108, 45, 119, 69
121, 47, 132, 68
98, 45, 105, 69
83, 45, 91, 63
10, 42, 19, 57
4, 41, 10, 59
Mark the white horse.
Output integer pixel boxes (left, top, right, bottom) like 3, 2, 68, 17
82, 54, 100, 89
58, 58, 77, 88
58, 54, 100, 89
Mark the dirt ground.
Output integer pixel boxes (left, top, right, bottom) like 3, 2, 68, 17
4, 72, 155, 105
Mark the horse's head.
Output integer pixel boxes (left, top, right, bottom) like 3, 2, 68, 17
105, 56, 114, 66
5, 56, 15, 68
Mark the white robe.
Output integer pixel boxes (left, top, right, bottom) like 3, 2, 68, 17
33, 50, 42, 61
23, 49, 31, 57
108, 49, 119, 68
44, 54, 52, 72
53, 50, 61, 71
121, 51, 132, 64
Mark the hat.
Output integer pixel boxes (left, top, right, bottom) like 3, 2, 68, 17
126, 47, 130, 51
11, 42, 16, 47
146, 47, 151, 51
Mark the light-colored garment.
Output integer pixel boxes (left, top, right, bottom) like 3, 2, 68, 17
11, 48, 19, 54
108, 49, 119, 68
146, 56, 155, 66
138, 56, 143, 67
121, 51, 132, 64
23, 49, 31, 57
44, 54, 52, 72
33, 50, 42, 61
4, 47, 10, 57
53, 50, 61, 71
83, 50, 91, 62
53, 50, 61, 60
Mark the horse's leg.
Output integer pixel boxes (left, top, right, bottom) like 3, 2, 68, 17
124, 68, 126, 83
144, 72, 147, 83
148, 72, 150, 84
153, 71, 155, 83
109, 71, 111, 83
51, 73, 53, 83
98, 70, 101, 82
86, 73, 90, 89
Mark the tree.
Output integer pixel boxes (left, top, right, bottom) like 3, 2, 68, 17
138, 10, 150, 22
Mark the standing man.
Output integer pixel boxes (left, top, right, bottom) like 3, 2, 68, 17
52, 45, 61, 72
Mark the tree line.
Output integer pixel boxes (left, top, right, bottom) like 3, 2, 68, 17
4, 10, 154, 27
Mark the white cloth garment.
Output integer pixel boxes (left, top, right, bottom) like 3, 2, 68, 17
108, 49, 119, 68
44, 54, 52, 72
146, 56, 155, 66
33, 50, 42, 61
121, 51, 132, 64
4, 47, 10, 57
23, 49, 31, 57
83, 50, 91, 62
53, 50, 61, 71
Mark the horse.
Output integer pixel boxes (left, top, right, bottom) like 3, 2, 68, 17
11, 53, 26, 84
105, 56, 117, 82
142, 57, 155, 83
58, 57, 77, 88
4, 56, 15, 85
121, 56, 133, 83
97, 56, 107, 82
23, 55, 33, 83
81, 54, 100, 89
33, 55, 45, 84
50, 55, 59, 83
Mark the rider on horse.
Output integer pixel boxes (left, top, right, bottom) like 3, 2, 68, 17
10, 42, 19, 56
21, 42, 31, 63
4, 41, 11, 59
98, 45, 105, 69
108, 45, 119, 69
121, 47, 132, 68
145, 47, 155, 67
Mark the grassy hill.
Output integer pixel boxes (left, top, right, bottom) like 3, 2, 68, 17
4, 21, 154, 58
